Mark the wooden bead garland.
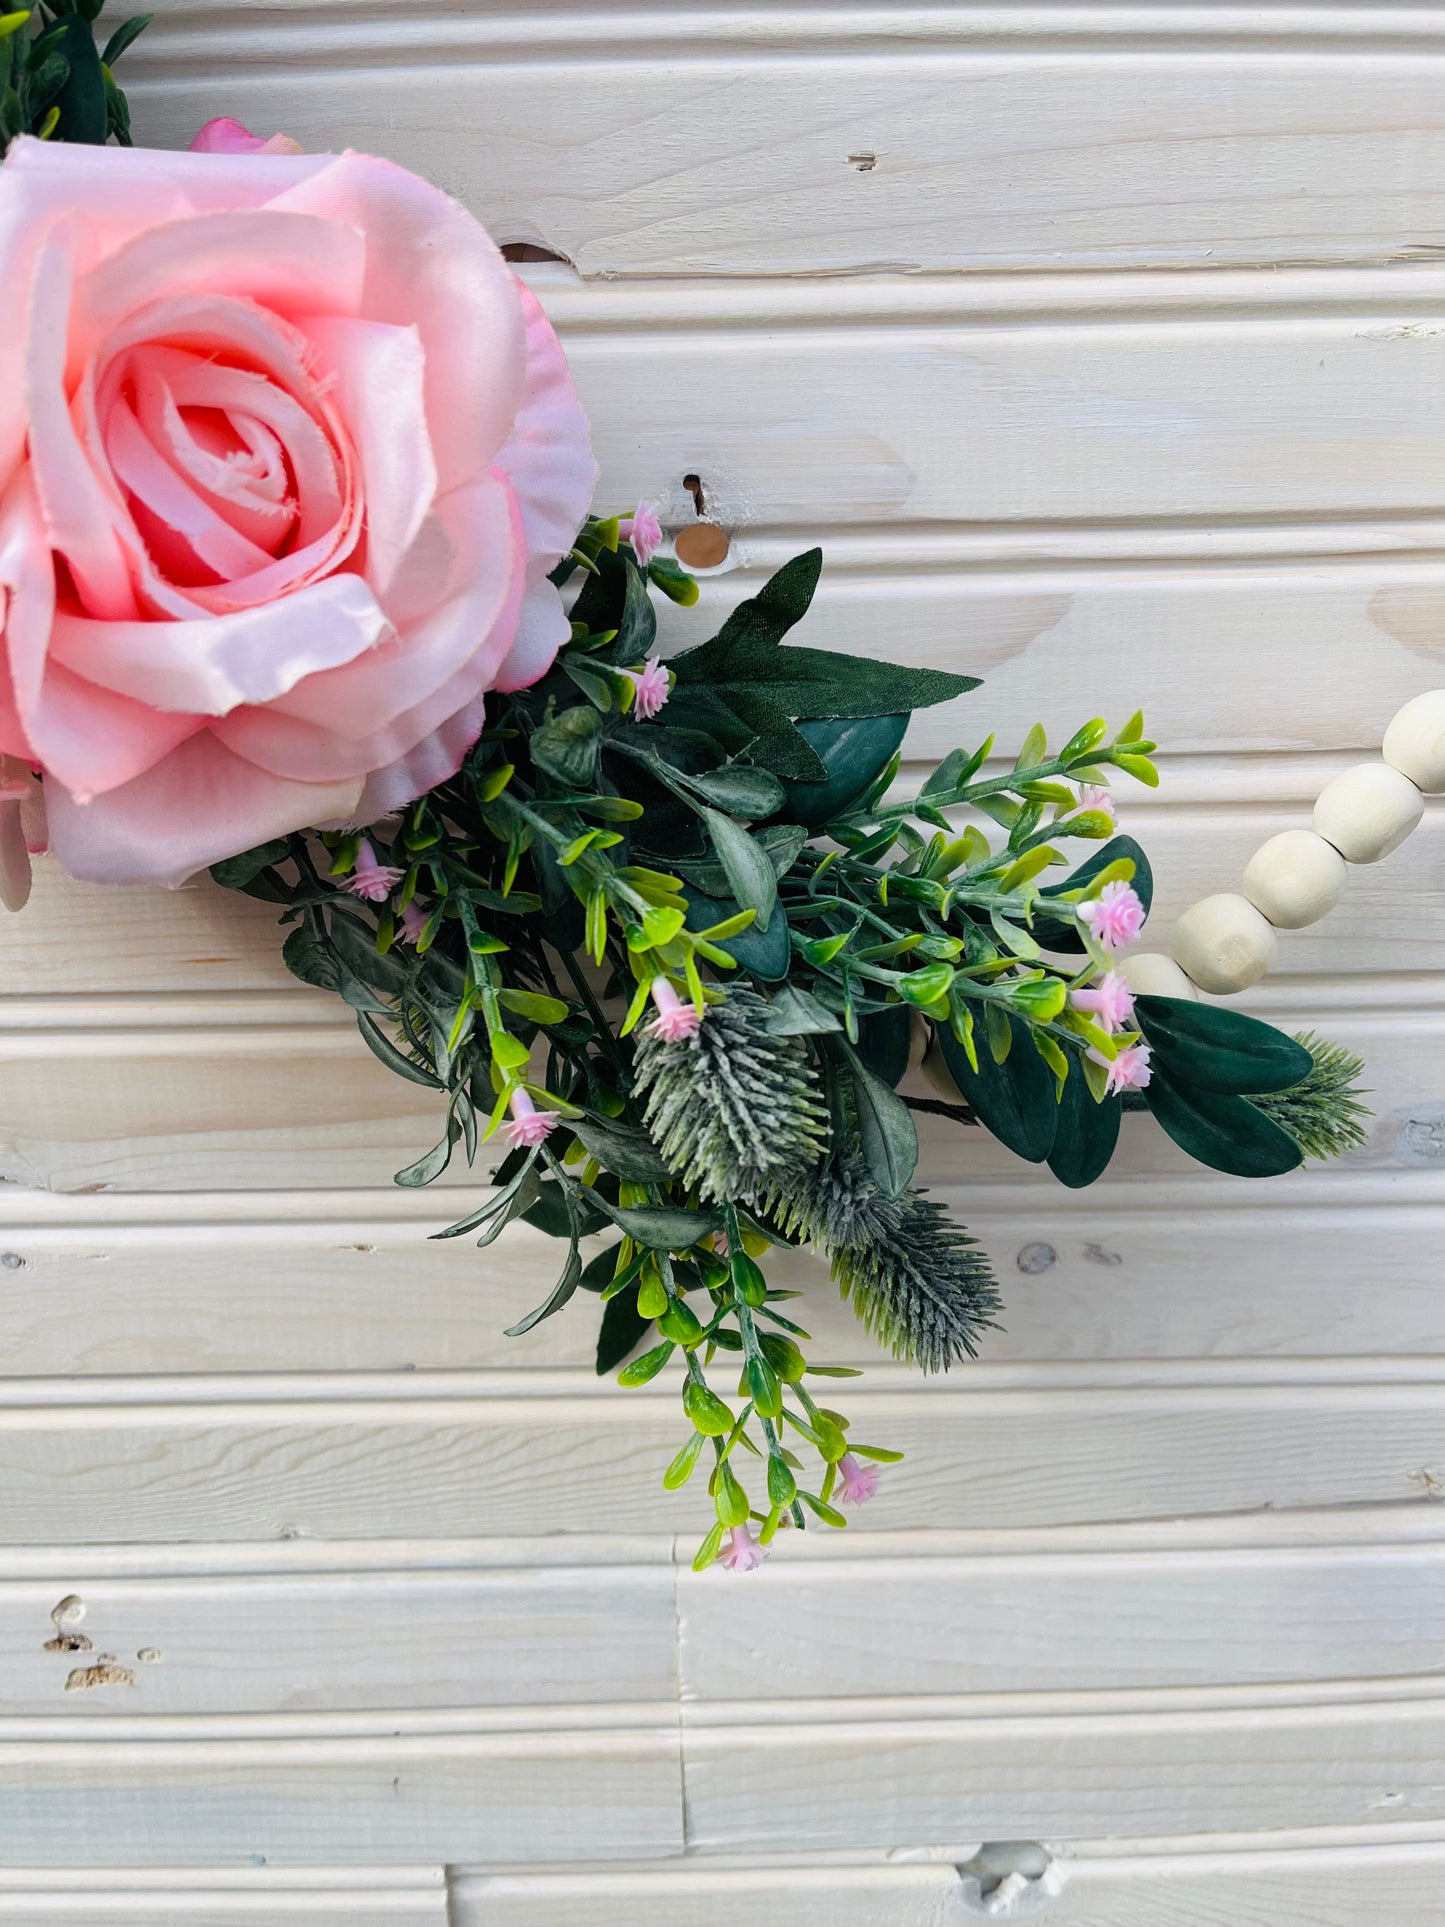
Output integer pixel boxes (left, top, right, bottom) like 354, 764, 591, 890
1383, 689, 1445, 793
1312, 762, 1423, 865
1172, 894, 1277, 995
1241, 830, 1346, 929
1130, 689, 1437, 1001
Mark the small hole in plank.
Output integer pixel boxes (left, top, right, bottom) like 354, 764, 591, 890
674, 523, 730, 569
681, 473, 706, 515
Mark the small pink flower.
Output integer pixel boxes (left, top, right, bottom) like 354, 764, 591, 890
505, 1088, 558, 1149
398, 900, 430, 945
346, 838, 405, 903
1070, 970, 1135, 1032
622, 658, 671, 722
717, 1524, 767, 1573
647, 976, 702, 1043
834, 1452, 881, 1505
1077, 783, 1115, 819
620, 502, 664, 566
1089, 1040, 1153, 1096
189, 117, 304, 156
1078, 880, 1146, 951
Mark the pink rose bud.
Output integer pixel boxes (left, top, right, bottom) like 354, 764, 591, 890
189, 118, 305, 156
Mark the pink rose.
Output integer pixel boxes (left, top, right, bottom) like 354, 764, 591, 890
0, 137, 597, 886
189, 118, 305, 158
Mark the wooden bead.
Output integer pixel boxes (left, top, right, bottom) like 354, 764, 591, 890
1241, 829, 1346, 929
1119, 951, 1198, 1000
1383, 689, 1445, 793
1312, 762, 1423, 864
1172, 893, 1277, 995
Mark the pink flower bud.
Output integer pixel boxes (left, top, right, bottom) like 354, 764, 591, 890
717, 1524, 767, 1573
345, 838, 404, 903
1069, 970, 1136, 1032
622, 658, 671, 722
1078, 879, 1146, 951
647, 976, 702, 1043
619, 502, 663, 566
834, 1452, 881, 1505
505, 1088, 558, 1149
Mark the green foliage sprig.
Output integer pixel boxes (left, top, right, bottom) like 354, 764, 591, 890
213, 522, 1368, 1564
0, 1, 149, 150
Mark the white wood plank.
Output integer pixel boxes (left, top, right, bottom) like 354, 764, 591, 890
0, 1868, 446, 1924
678, 1533, 1445, 1701
0, 1558, 676, 1714
680, 1694, 1445, 1849
120, 17, 1445, 274
450, 1839, 1445, 1927
454, 1840, 1445, 1927
4, 1377, 1445, 1540
0, 1170, 1439, 1373
0, 1715, 681, 1866
0, 989, 1430, 1191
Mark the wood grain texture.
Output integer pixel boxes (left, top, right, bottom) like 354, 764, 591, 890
4, 1378, 1445, 1542
0, 1716, 682, 1866
0, 1168, 1439, 1374
0, 1558, 676, 1715
680, 1694, 1445, 1849
452, 1840, 1445, 1927
0, 1868, 447, 1924
121, 17, 1445, 274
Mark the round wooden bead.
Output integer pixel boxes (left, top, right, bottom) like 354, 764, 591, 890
1241, 829, 1346, 929
1172, 893, 1277, 995
1383, 689, 1445, 793
1119, 951, 1198, 1000
1312, 762, 1423, 864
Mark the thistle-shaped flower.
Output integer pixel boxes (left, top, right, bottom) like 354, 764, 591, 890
632, 986, 828, 1203
768, 1152, 1001, 1373
1250, 1032, 1371, 1161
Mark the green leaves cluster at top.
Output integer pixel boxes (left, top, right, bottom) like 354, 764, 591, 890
1, 1, 150, 150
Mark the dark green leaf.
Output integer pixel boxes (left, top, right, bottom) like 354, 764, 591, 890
101, 14, 151, 64
776, 713, 909, 830
762, 984, 842, 1037
1034, 837, 1154, 953
209, 840, 291, 890
329, 911, 411, 994
394, 1125, 457, 1188
1144, 1064, 1304, 1178
855, 1004, 915, 1090
682, 886, 790, 982
531, 703, 603, 788
591, 1197, 721, 1249
935, 1011, 1058, 1162
703, 809, 777, 927
505, 1241, 584, 1336
281, 922, 339, 993
1135, 996, 1315, 1097
522, 1180, 611, 1240
52, 14, 104, 142
595, 1280, 650, 1374
1046, 1055, 1121, 1189
842, 1046, 918, 1198
679, 764, 787, 819
356, 1013, 442, 1090
572, 1116, 673, 1182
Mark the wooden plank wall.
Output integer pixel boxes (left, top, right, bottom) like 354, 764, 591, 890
3, 1, 1444, 1916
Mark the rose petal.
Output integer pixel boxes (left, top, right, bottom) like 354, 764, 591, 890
25, 243, 138, 621
48, 573, 391, 718
303, 316, 437, 598
272, 153, 526, 491
106, 395, 279, 583
71, 210, 367, 382
45, 735, 364, 888
497, 280, 597, 585
350, 690, 490, 824
232, 472, 521, 745
491, 579, 570, 692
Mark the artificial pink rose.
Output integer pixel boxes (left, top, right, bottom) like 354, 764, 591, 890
0, 137, 597, 886
190, 118, 305, 158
